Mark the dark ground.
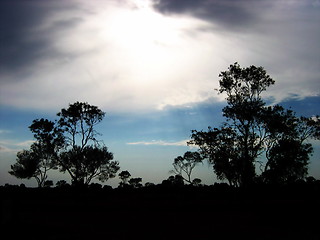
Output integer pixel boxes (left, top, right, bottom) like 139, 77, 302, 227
1, 184, 319, 240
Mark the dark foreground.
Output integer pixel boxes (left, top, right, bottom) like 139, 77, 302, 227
1, 184, 319, 240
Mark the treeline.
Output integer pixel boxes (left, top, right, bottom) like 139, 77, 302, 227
8, 63, 320, 189
2, 175, 320, 194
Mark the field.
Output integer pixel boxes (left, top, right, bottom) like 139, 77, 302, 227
1, 184, 319, 240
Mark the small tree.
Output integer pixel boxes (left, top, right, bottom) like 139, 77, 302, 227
192, 178, 202, 187
44, 180, 54, 188
9, 118, 63, 187
9, 149, 43, 187
166, 175, 184, 186
171, 151, 203, 184
119, 170, 131, 187
56, 180, 68, 188
128, 177, 142, 188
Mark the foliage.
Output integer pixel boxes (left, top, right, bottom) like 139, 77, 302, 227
56, 180, 69, 188
56, 102, 119, 186
128, 177, 143, 188
44, 180, 54, 188
9, 102, 119, 187
119, 170, 131, 187
263, 139, 312, 183
57, 101, 105, 149
60, 145, 119, 185
263, 106, 319, 184
189, 63, 318, 187
192, 178, 202, 186
171, 151, 203, 184
9, 150, 40, 182
162, 175, 185, 187
190, 126, 241, 186
9, 119, 63, 187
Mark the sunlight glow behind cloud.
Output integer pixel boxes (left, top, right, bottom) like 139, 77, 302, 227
0, 0, 319, 113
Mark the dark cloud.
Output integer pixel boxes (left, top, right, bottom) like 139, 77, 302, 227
152, 0, 272, 29
0, 0, 79, 79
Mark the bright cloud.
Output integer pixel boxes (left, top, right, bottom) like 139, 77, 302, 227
127, 139, 189, 146
0, 0, 319, 113
0, 140, 35, 153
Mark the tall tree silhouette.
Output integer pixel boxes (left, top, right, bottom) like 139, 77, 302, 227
190, 63, 319, 187
56, 102, 119, 186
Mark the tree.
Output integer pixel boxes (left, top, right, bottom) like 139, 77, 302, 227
56, 180, 69, 188
29, 118, 65, 153
9, 118, 64, 187
44, 180, 54, 188
190, 63, 274, 187
189, 63, 318, 187
59, 145, 119, 186
262, 107, 318, 184
56, 102, 119, 186
9, 149, 42, 186
219, 63, 275, 186
119, 170, 131, 187
171, 175, 184, 186
263, 138, 313, 184
192, 178, 202, 186
9, 102, 120, 187
145, 182, 155, 187
128, 177, 142, 188
57, 101, 105, 150
171, 151, 203, 184
190, 126, 241, 186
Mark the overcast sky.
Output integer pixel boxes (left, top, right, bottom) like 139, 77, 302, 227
1, 0, 319, 186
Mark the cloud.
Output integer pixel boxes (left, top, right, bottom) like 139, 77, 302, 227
0, 0, 319, 114
154, 0, 320, 104
153, 0, 273, 31
0, 140, 35, 153
0, 0, 77, 77
127, 139, 190, 147
0, 129, 11, 134
0, 0, 222, 112
152, 0, 319, 30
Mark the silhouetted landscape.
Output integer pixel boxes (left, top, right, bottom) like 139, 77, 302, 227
2, 63, 320, 239
2, 0, 320, 238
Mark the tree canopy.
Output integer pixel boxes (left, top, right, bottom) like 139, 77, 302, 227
9, 102, 119, 187
189, 63, 319, 187
171, 151, 203, 184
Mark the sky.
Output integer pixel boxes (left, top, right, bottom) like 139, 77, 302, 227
0, 0, 319, 187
